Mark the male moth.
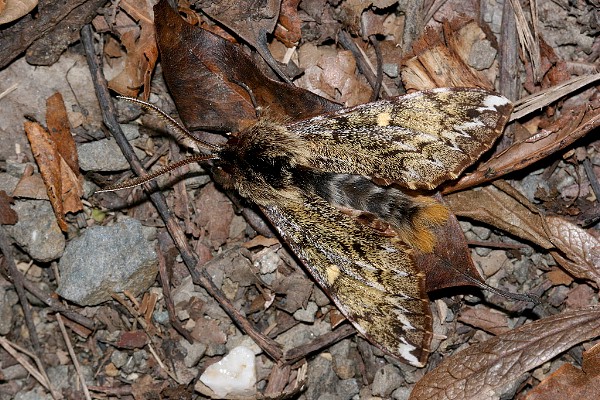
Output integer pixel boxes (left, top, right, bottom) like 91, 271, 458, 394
103, 87, 512, 367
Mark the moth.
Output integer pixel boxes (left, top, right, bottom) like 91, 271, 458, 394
102, 87, 512, 367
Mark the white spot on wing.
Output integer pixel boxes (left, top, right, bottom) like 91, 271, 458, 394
398, 338, 423, 367
478, 95, 509, 112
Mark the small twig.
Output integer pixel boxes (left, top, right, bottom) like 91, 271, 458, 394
368, 35, 384, 102
157, 237, 194, 344
338, 31, 392, 97
0, 229, 41, 353
56, 314, 91, 400
146, 342, 180, 382
284, 324, 356, 364
0, 336, 61, 399
583, 158, 600, 201
497, 0, 519, 151
511, 73, 600, 121
81, 24, 283, 361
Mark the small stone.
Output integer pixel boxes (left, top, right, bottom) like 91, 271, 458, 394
276, 320, 331, 352
0, 173, 19, 194
474, 246, 493, 257
120, 124, 140, 140
226, 335, 262, 355
468, 40, 497, 70
77, 139, 145, 172
180, 339, 207, 368
338, 378, 360, 399
198, 346, 257, 398
0, 286, 17, 335
254, 248, 281, 275
46, 365, 71, 391
111, 350, 129, 368
371, 364, 403, 397
3, 200, 65, 262
57, 218, 158, 305
330, 339, 355, 379
293, 301, 318, 323
305, 354, 339, 400
471, 225, 491, 240
382, 63, 399, 78
104, 363, 120, 377
153, 310, 169, 325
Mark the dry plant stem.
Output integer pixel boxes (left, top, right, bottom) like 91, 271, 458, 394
401, 0, 424, 55
0, 337, 60, 399
497, 0, 519, 150
0, 229, 41, 353
583, 158, 600, 201
368, 35, 384, 102
338, 31, 391, 97
511, 73, 600, 121
111, 294, 180, 381
284, 324, 356, 364
56, 314, 92, 400
156, 238, 194, 344
21, 274, 96, 330
80, 25, 283, 361
509, 0, 542, 83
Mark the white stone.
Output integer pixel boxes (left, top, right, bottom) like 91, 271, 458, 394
199, 346, 256, 398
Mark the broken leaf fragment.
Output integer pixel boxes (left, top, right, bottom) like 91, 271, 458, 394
23, 92, 83, 231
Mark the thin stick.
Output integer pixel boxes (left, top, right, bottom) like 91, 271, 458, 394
0, 230, 41, 353
56, 314, 92, 400
81, 24, 283, 360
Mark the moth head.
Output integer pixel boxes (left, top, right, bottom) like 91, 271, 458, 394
213, 120, 309, 205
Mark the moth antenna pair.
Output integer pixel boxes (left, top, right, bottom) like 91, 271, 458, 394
96, 96, 219, 193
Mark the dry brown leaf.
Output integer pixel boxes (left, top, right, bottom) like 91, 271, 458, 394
13, 164, 49, 199
24, 121, 67, 231
545, 216, 600, 286
446, 184, 554, 250
447, 183, 600, 286
446, 105, 600, 192
458, 306, 511, 335
46, 93, 84, 214
545, 268, 574, 286
0, 191, 17, 225
108, 0, 158, 98
524, 342, 600, 400
23, 93, 83, 231
274, 0, 301, 46
410, 307, 600, 400
0, 0, 37, 25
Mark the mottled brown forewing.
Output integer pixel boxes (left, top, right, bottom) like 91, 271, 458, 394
289, 87, 513, 190
261, 194, 432, 367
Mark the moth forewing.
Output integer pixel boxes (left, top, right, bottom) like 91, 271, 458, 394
288, 87, 513, 190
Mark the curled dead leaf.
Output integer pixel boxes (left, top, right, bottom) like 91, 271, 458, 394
0, 0, 37, 25
410, 307, 600, 400
23, 93, 83, 231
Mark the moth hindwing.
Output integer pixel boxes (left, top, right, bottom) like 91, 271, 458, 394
210, 87, 513, 367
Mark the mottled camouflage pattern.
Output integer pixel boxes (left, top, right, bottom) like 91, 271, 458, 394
213, 87, 513, 366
